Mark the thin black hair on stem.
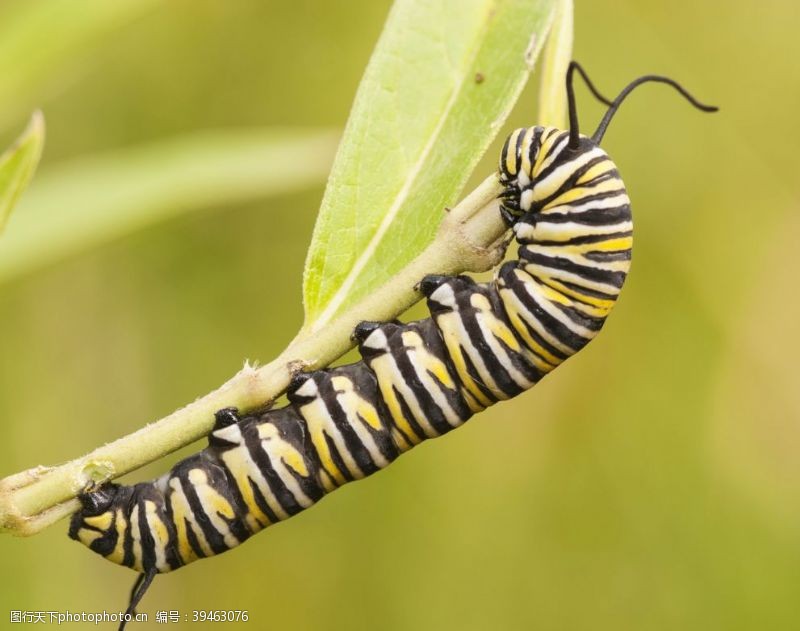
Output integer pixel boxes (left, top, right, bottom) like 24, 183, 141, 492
592, 75, 719, 145
567, 61, 614, 149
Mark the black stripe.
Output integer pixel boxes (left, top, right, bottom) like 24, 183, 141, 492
267, 408, 327, 502
514, 127, 525, 169
416, 319, 473, 425
537, 277, 612, 311
547, 277, 618, 301
387, 328, 455, 436
529, 131, 570, 181
498, 264, 571, 362
455, 288, 524, 398
583, 249, 632, 263
159, 491, 183, 570
248, 475, 281, 523
241, 421, 307, 517
521, 251, 626, 288
527, 127, 544, 172
532, 229, 632, 247
183, 516, 208, 559
535, 157, 615, 208
322, 430, 356, 483
536, 153, 607, 192
207, 438, 260, 536
542, 185, 627, 211
532, 203, 631, 227
391, 382, 429, 441
122, 502, 135, 568
178, 466, 230, 555
504, 270, 591, 353
499, 134, 513, 180
456, 341, 501, 404
136, 497, 157, 572
550, 300, 605, 332
317, 372, 380, 476
335, 363, 400, 463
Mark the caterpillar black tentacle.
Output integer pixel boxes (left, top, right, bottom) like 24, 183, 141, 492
69, 62, 716, 629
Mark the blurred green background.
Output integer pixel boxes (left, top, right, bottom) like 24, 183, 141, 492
1, 1, 799, 629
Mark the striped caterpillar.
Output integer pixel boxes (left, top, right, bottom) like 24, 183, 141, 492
69, 62, 716, 628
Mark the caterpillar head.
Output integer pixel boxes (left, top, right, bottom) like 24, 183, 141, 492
497, 61, 717, 226
498, 124, 568, 223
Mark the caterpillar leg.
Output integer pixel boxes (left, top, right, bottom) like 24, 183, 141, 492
417, 274, 451, 297
213, 407, 241, 431
352, 320, 381, 343
353, 319, 405, 343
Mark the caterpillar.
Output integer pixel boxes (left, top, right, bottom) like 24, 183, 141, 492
69, 62, 716, 628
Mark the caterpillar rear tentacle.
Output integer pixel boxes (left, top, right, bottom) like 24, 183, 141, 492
69, 62, 716, 630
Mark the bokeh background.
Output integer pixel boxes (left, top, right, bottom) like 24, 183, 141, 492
1, 1, 798, 629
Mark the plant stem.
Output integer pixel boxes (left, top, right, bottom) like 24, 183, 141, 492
0, 173, 507, 537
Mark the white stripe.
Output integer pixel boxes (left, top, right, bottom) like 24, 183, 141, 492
256, 424, 314, 507
504, 272, 574, 356
473, 310, 536, 390
219, 425, 290, 521
403, 332, 464, 427
522, 260, 622, 297
531, 220, 633, 242
188, 469, 240, 549
541, 192, 629, 215
379, 353, 440, 437
331, 376, 390, 467
533, 146, 606, 200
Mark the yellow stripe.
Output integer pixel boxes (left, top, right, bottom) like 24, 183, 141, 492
145, 500, 170, 571
77, 527, 103, 546
300, 401, 348, 486
576, 159, 614, 184
540, 277, 615, 313
129, 504, 143, 572
105, 509, 127, 565
533, 127, 561, 174
221, 447, 271, 530
504, 128, 522, 175
547, 178, 623, 207
373, 363, 423, 447
258, 423, 310, 477
499, 288, 560, 369
519, 128, 534, 177
437, 314, 493, 408
84, 512, 113, 531
169, 479, 200, 563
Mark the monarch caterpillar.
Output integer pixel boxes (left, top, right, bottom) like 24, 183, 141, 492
70, 62, 716, 628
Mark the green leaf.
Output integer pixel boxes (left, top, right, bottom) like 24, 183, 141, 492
0, 128, 338, 284
0, 110, 45, 235
537, 0, 573, 128
302, 0, 557, 331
